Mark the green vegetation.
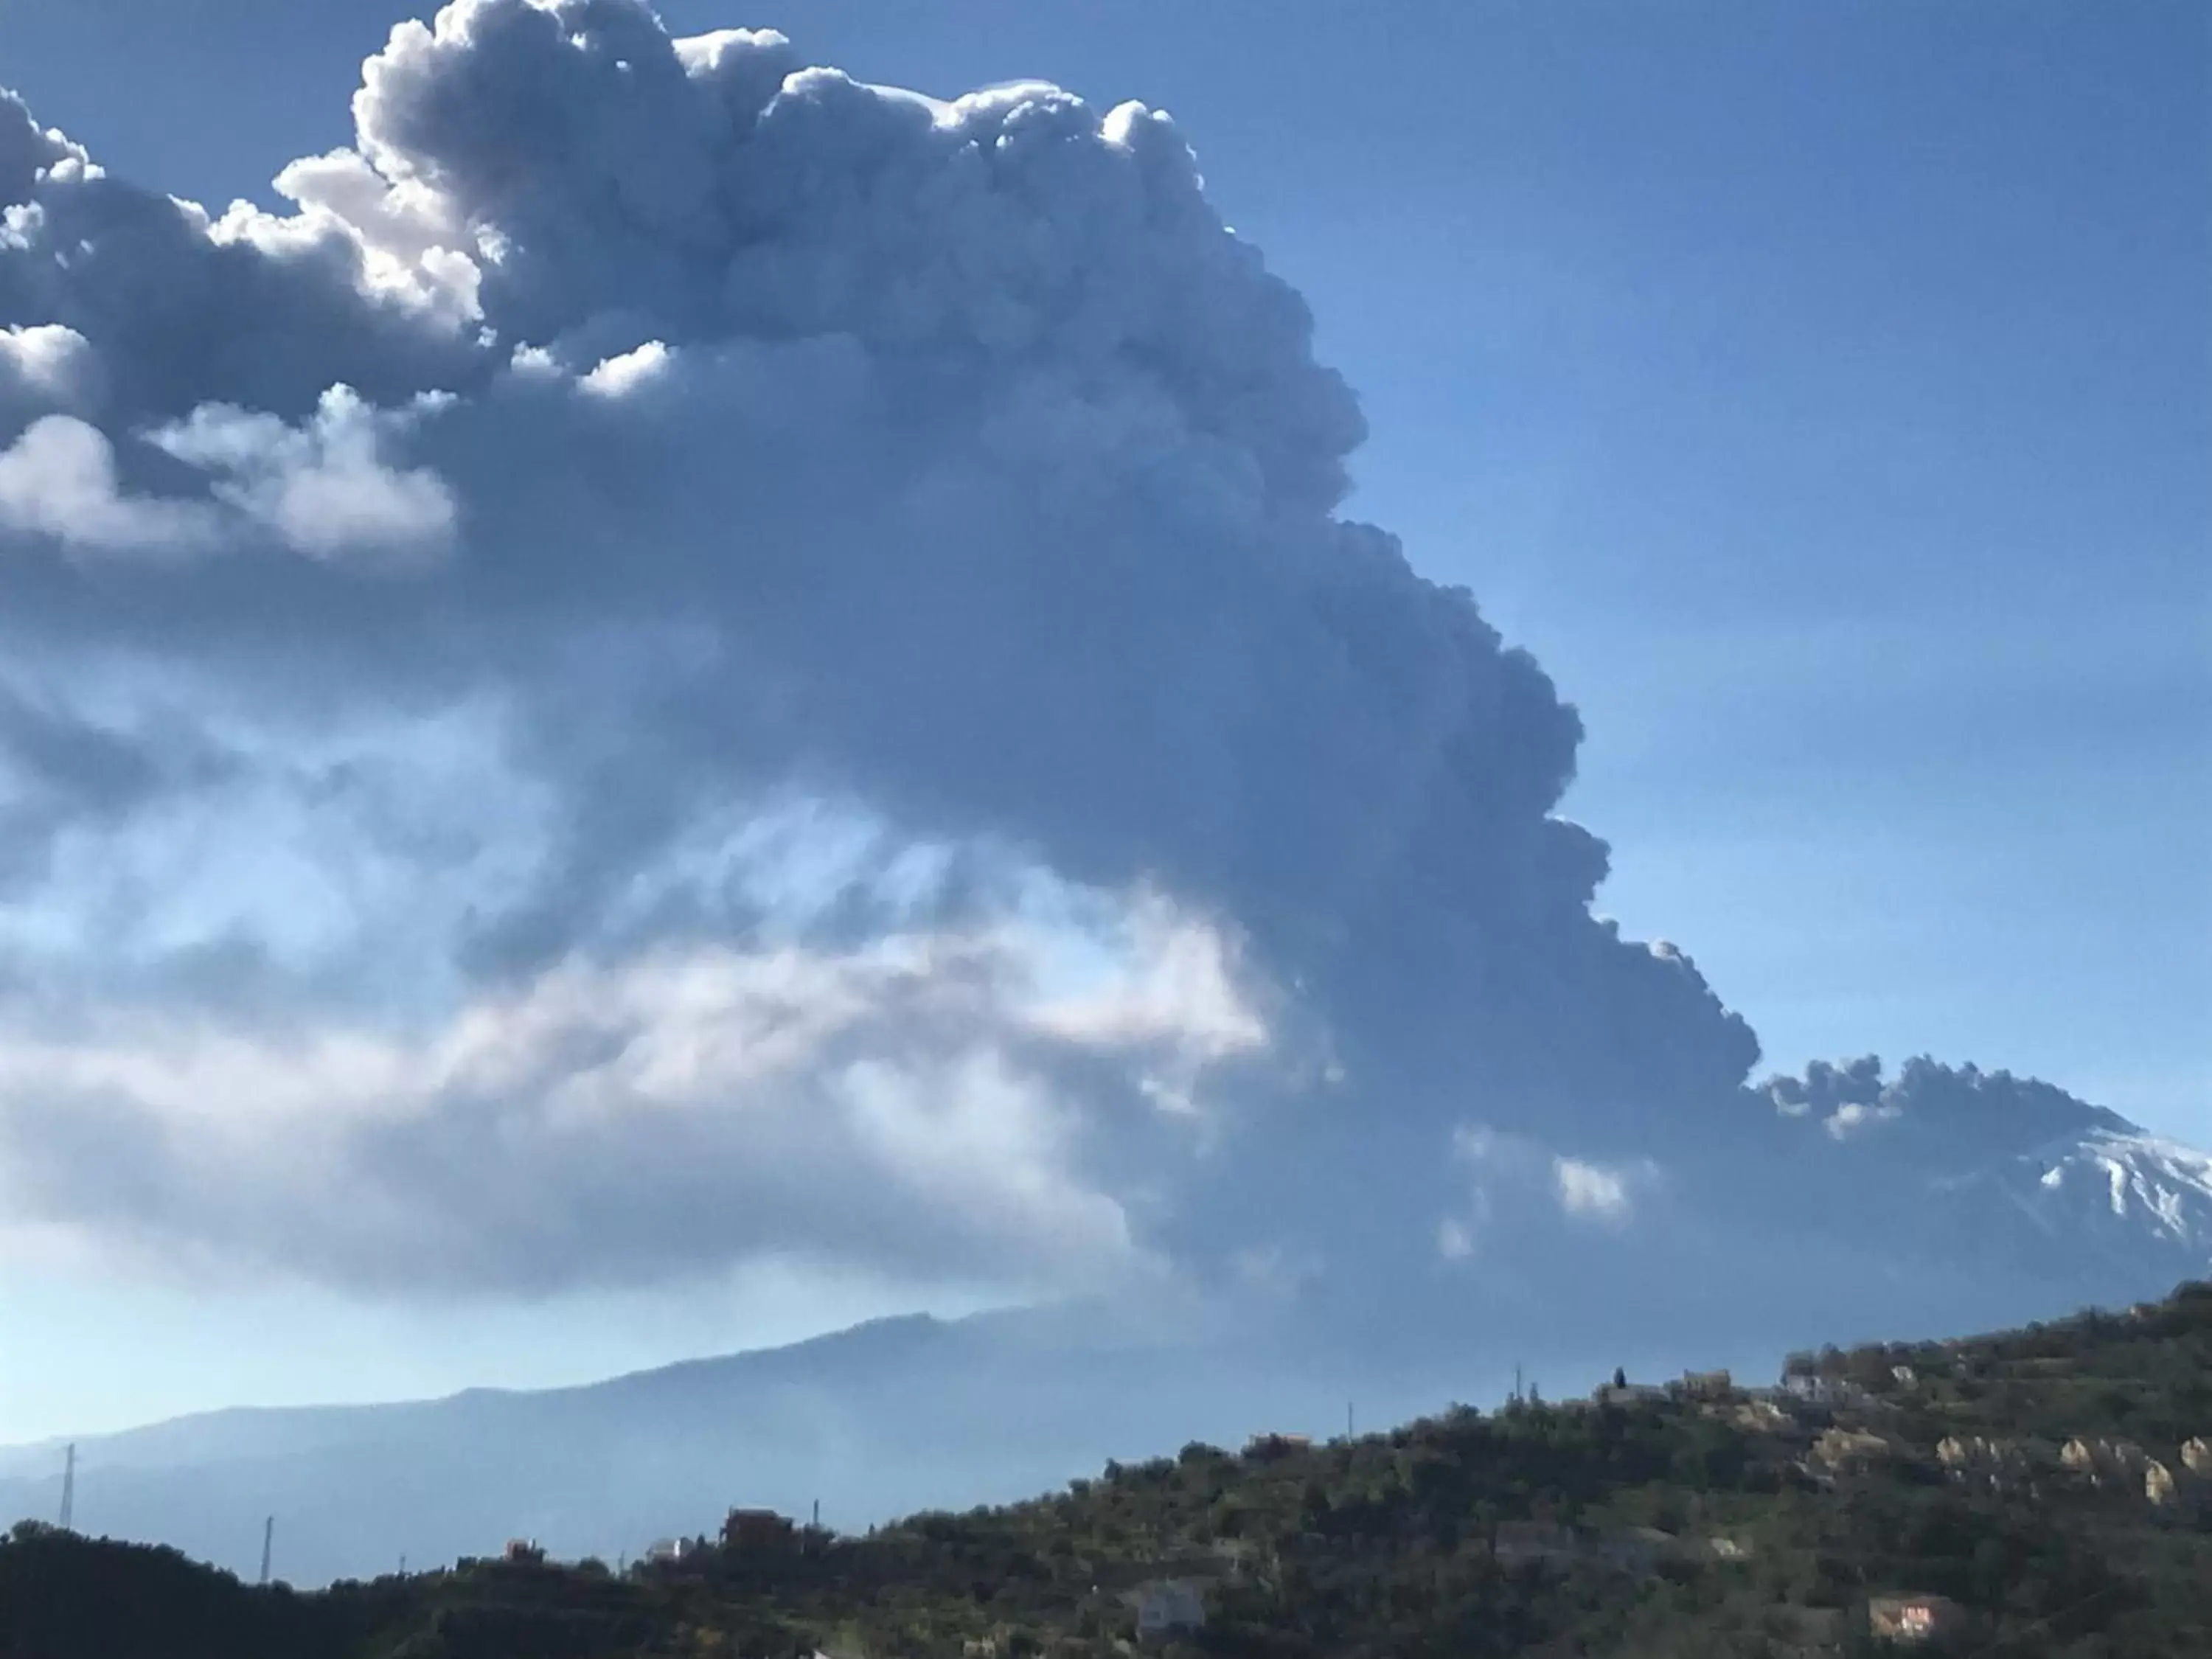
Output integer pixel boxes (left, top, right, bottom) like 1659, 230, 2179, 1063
10, 1285, 2212, 1657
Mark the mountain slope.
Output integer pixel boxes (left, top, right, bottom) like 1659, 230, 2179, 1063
0, 1303, 1466, 1588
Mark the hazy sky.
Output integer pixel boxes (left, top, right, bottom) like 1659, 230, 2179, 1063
0, 0, 2202, 1441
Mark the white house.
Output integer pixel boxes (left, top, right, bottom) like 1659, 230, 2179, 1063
1781, 1371, 1843, 1406
1129, 1579, 1206, 1641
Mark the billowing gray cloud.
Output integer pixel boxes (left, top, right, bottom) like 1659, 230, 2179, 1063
1760, 1054, 2124, 1152
0, 0, 1764, 1299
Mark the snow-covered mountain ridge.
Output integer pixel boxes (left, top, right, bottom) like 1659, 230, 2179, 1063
2019, 1127, 2212, 1253
1924, 1122, 2212, 1287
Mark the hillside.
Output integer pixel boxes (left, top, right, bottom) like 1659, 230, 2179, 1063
0, 1304, 1481, 1589
10, 1285, 2212, 1658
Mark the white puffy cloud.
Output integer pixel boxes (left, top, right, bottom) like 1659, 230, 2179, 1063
0, 389, 453, 563
1441, 1124, 1660, 1256
0, 894, 1261, 1295
0, 322, 95, 411
1824, 1101, 1902, 1141
0, 417, 223, 554
151, 385, 458, 562
1436, 1217, 1475, 1262
1553, 1156, 1635, 1221
265, 147, 482, 325
577, 339, 672, 398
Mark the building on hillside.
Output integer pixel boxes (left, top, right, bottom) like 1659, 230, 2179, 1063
1867, 1594, 1965, 1644
1126, 1579, 1206, 1641
1243, 1432, 1311, 1459
643, 1537, 689, 1565
722, 1508, 796, 1549
1677, 1368, 1734, 1402
1781, 1371, 1840, 1406
503, 1538, 546, 1565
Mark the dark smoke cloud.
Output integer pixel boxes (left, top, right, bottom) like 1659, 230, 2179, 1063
1761, 1054, 2126, 1152
0, 0, 1763, 1297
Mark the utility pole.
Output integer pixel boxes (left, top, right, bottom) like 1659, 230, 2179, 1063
259, 1517, 274, 1587
1346, 1401, 1355, 1441
58, 1444, 74, 1531
1513, 1363, 1523, 1405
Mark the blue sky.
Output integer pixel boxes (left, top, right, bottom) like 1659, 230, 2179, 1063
0, 0, 2202, 1439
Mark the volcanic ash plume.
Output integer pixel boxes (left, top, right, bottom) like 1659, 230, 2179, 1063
0, 0, 1758, 1303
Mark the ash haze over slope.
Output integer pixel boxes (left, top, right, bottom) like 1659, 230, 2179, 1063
0, 0, 2197, 1545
